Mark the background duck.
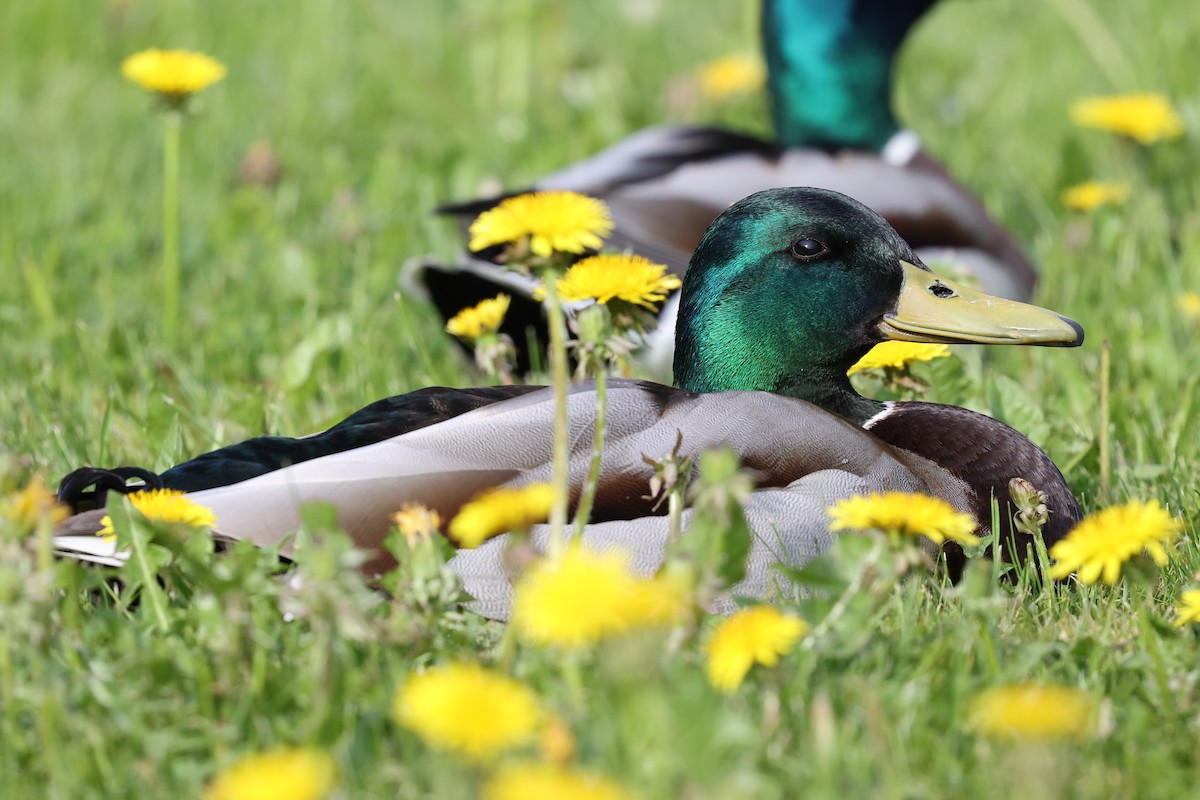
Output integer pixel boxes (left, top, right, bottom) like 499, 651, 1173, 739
55, 189, 1077, 610
408, 0, 1039, 373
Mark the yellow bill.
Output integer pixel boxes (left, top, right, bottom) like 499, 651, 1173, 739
879, 261, 1083, 346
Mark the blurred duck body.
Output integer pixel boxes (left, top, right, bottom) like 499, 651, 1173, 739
409, 0, 1037, 374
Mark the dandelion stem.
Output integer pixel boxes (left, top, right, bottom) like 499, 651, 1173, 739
976, 617, 1001, 677
805, 540, 886, 646
667, 488, 683, 545
496, 616, 520, 672
1099, 339, 1111, 496
1046, 0, 1133, 85
299, 615, 336, 739
0, 637, 13, 738
1136, 604, 1178, 724
37, 692, 62, 779
541, 273, 571, 556
574, 370, 607, 537
129, 522, 171, 632
34, 518, 53, 575
162, 110, 183, 342
561, 653, 586, 713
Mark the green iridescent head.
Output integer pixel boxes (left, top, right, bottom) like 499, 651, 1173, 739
672, 187, 1082, 421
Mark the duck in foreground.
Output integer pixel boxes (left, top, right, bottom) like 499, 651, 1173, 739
408, 0, 1037, 373
54, 188, 1080, 618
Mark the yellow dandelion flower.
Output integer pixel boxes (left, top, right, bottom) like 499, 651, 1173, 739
393, 662, 542, 761
391, 503, 442, 545
512, 544, 687, 649
698, 54, 767, 101
847, 341, 951, 376
204, 747, 336, 800
1047, 499, 1182, 585
544, 254, 682, 310
1, 476, 69, 531
484, 762, 632, 800
468, 191, 614, 258
629, 568, 692, 626
98, 488, 217, 540
1179, 292, 1200, 322
448, 483, 554, 548
122, 48, 227, 99
1061, 181, 1130, 213
705, 606, 808, 692
445, 294, 510, 341
1069, 93, 1184, 144
1174, 589, 1200, 627
827, 491, 980, 547
968, 684, 1096, 741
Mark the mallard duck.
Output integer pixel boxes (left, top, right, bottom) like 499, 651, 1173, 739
407, 0, 1037, 374
54, 188, 1078, 617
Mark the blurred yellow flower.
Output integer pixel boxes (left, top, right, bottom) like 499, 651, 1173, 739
847, 341, 951, 376
1061, 181, 1130, 213
468, 192, 613, 258
445, 294, 510, 341
204, 747, 336, 800
1179, 292, 1200, 321
698, 54, 766, 101
539, 715, 577, 764
1069, 93, 1184, 144
448, 483, 554, 548
394, 662, 542, 761
1174, 589, 1200, 627
98, 488, 216, 540
484, 762, 631, 800
390, 502, 441, 545
1, 476, 69, 531
541, 254, 682, 311
122, 48, 227, 99
512, 544, 687, 649
633, 569, 692, 624
1047, 499, 1182, 585
968, 684, 1095, 741
705, 606, 807, 692
827, 491, 980, 546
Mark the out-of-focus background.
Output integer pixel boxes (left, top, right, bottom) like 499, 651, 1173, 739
2, 0, 1195, 494
1, 2, 1198, 795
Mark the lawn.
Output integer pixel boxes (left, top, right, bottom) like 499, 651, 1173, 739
1, 0, 1198, 797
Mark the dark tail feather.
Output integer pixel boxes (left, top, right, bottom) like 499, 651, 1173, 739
58, 385, 544, 507
58, 466, 164, 513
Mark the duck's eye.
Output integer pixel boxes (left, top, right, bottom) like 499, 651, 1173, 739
790, 238, 828, 261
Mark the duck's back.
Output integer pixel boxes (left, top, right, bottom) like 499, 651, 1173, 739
157, 384, 545, 492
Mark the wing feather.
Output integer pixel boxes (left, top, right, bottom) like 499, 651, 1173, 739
53, 382, 959, 586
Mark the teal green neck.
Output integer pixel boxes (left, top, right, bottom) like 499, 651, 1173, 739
674, 300, 886, 425
762, 0, 935, 151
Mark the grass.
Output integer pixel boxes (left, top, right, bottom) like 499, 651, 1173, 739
1, 0, 1199, 796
